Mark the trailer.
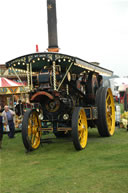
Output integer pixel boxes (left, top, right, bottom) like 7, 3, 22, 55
6, 0, 115, 151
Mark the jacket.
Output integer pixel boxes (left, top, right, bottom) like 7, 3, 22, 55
2, 110, 15, 125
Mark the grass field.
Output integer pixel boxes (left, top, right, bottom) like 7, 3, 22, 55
0, 128, 128, 193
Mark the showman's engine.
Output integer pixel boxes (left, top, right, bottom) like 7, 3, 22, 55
6, 0, 115, 151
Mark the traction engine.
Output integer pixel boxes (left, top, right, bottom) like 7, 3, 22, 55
6, 0, 115, 151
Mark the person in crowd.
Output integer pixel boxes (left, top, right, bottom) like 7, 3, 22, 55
0, 105, 3, 148
15, 100, 24, 116
118, 92, 120, 104
2, 105, 15, 138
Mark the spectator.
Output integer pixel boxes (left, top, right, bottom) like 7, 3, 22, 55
2, 105, 15, 138
0, 105, 3, 148
118, 92, 120, 103
15, 100, 24, 116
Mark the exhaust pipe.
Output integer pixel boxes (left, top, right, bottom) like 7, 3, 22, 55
47, 0, 59, 52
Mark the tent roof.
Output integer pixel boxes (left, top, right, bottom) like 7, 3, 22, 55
119, 84, 128, 92
0, 77, 23, 87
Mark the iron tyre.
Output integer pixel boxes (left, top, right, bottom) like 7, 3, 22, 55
96, 87, 115, 137
22, 109, 41, 151
72, 107, 88, 150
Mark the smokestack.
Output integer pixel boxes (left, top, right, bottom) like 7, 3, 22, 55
47, 0, 59, 52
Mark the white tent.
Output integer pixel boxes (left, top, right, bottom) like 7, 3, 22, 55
118, 84, 128, 92
113, 78, 128, 86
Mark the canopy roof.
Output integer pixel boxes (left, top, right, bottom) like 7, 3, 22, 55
6, 52, 113, 76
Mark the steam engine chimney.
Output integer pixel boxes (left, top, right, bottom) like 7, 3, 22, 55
47, 0, 59, 52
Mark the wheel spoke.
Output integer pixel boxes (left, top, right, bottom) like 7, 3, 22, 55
106, 94, 110, 103
79, 129, 86, 147
31, 134, 35, 145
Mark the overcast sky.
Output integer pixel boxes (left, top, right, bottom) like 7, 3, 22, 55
0, 0, 128, 77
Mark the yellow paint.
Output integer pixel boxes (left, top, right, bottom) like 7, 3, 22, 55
106, 88, 115, 136
78, 108, 88, 148
27, 111, 41, 149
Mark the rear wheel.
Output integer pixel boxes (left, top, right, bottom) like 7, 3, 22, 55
72, 107, 88, 150
22, 109, 41, 151
96, 87, 115, 136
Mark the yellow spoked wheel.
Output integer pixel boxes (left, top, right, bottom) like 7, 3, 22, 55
72, 107, 88, 150
106, 88, 115, 135
22, 109, 41, 151
96, 87, 115, 137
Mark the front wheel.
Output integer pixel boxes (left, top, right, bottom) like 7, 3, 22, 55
22, 109, 41, 151
72, 107, 88, 150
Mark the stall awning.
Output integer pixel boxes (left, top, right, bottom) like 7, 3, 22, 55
0, 77, 26, 95
0, 77, 23, 87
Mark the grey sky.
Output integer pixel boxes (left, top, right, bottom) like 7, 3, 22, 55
0, 0, 128, 77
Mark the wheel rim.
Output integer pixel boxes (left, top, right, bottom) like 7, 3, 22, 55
78, 109, 88, 148
28, 111, 40, 149
106, 88, 115, 136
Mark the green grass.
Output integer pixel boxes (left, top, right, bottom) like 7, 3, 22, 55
118, 103, 124, 114
0, 128, 128, 193
115, 102, 124, 114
